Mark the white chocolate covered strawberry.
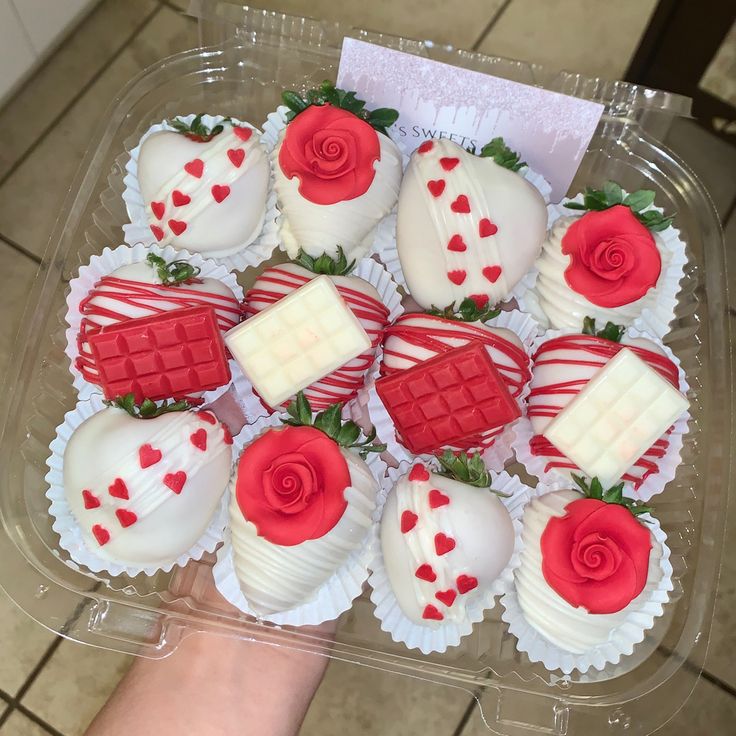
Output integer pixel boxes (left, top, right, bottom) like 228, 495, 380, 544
62, 402, 232, 568
227, 397, 383, 616
273, 83, 403, 261
397, 138, 546, 309
380, 307, 531, 452
136, 116, 269, 257
75, 254, 240, 389
243, 255, 391, 411
379, 461, 515, 627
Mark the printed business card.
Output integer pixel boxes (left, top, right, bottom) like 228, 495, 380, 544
337, 39, 604, 201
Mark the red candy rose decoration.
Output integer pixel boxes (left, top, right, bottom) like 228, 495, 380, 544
278, 104, 381, 205
561, 205, 662, 308
236, 426, 350, 546
540, 498, 652, 614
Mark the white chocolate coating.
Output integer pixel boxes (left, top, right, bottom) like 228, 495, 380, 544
532, 216, 670, 330
138, 124, 269, 256
397, 139, 546, 309
516, 490, 664, 653
230, 448, 378, 615
544, 349, 689, 487
274, 131, 402, 261
225, 276, 371, 407
63, 408, 232, 566
244, 263, 388, 409
381, 471, 515, 626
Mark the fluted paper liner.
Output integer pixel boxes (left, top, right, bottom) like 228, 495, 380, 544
44, 395, 231, 578
230, 258, 404, 422
213, 414, 389, 626
64, 242, 243, 404
511, 325, 690, 502
500, 481, 674, 675
122, 114, 280, 271
368, 467, 529, 654
516, 193, 687, 339
360, 309, 540, 471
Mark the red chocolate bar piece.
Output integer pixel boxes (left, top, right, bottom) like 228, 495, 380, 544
375, 341, 520, 454
88, 306, 230, 402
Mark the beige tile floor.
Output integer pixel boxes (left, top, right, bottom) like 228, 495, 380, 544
0, 1, 734, 733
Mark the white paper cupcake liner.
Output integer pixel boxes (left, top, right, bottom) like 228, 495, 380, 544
500, 481, 674, 674
515, 193, 687, 340
361, 309, 540, 471
262, 105, 407, 265
44, 395, 232, 578
229, 258, 404, 421
372, 164, 552, 290
64, 242, 243, 405
511, 326, 691, 502
213, 414, 388, 625
122, 114, 280, 272
368, 467, 529, 654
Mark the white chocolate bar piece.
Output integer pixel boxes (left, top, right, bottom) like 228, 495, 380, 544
224, 275, 371, 407
543, 348, 689, 487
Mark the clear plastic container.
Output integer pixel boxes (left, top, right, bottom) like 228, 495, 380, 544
0, 4, 730, 733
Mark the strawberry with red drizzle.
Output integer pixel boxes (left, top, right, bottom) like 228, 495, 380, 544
396, 137, 546, 310
378, 457, 515, 633
62, 395, 232, 569
136, 114, 270, 258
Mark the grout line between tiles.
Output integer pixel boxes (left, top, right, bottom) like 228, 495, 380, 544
13, 703, 65, 736
723, 195, 736, 227
471, 0, 513, 51
158, 0, 192, 15
0, 2, 163, 191
657, 645, 736, 699
0, 232, 42, 264
451, 690, 484, 736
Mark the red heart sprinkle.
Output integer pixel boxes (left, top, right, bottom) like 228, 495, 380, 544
115, 508, 138, 528
447, 269, 467, 285
440, 157, 460, 171
434, 532, 456, 556
164, 471, 187, 494
429, 489, 450, 509
184, 159, 204, 178
92, 525, 110, 546
427, 179, 446, 197
168, 219, 187, 236
456, 574, 478, 594
150, 201, 165, 220
447, 234, 467, 252
108, 478, 129, 500
408, 464, 430, 482
415, 564, 437, 582
150, 224, 164, 241
198, 411, 217, 425
451, 195, 471, 213
400, 510, 419, 533
435, 589, 457, 607
212, 184, 231, 203
138, 443, 162, 469
482, 265, 502, 283
422, 604, 444, 621
82, 489, 100, 510
469, 293, 490, 308
172, 190, 191, 207
233, 126, 253, 141
222, 425, 233, 445
479, 218, 498, 237
228, 148, 245, 167
190, 428, 207, 451
418, 140, 434, 154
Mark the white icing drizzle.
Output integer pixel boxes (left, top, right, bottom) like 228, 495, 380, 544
515, 490, 664, 654
273, 132, 402, 261
230, 448, 378, 615
533, 216, 671, 330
